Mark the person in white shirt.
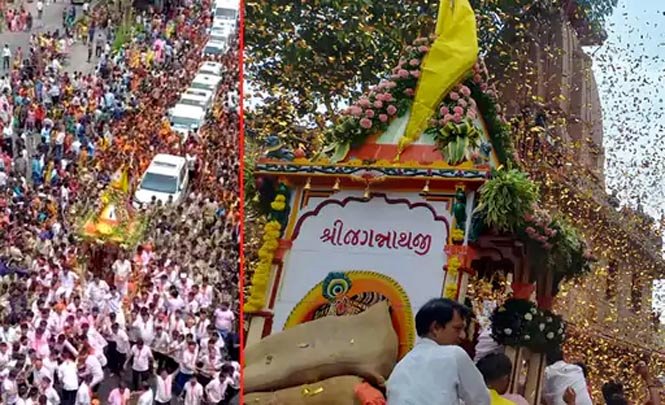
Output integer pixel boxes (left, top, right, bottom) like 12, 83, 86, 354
57, 352, 79, 404
168, 331, 186, 367
25, 386, 40, 405
199, 342, 222, 378
542, 348, 593, 405
205, 371, 233, 405
2, 45, 11, 71
0, 167, 7, 187
3, 369, 19, 404
106, 380, 130, 405
31, 357, 53, 388
84, 274, 109, 306
194, 311, 211, 342
80, 350, 104, 392
166, 290, 185, 313
0, 341, 11, 367
75, 374, 92, 405
176, 341, 199, 393
80, 323, 107, 367
386, 298, 490, 405
152, 325, 171, 370
56, 269, 78, 302
124, 339, 154, 391
228, 361, 241, 391
136, 382, 154, 405
154, 368, 177, 405
169, 310, 186, 336
182, 375, 204, 405
108, 322, 130, 375
105, 288, 126, 328
55, 335, 79, 359
36, 0, 44, 19
112, 251, 132, 296
199, 327, 224, 358
185, 292, 200, 314
132, 311, 155, 346
213, 302, 234, 339
40, 375, 60, 405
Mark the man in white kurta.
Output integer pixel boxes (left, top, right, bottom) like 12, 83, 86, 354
75, 375, 92, 405
205, 372, 233, 404
183, 376, 204, 405
541, 350, 593, 405
386, 298, 490, 405
136, 382, 154, 405
111, 252, 132, 296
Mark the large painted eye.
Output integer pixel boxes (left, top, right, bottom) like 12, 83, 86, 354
322, 272, 352, 301
326, 278, 349, 298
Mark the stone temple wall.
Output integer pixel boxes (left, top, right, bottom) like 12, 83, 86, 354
487, 7, 658, 345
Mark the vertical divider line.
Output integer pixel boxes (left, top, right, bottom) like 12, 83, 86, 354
238, 0, 246, 403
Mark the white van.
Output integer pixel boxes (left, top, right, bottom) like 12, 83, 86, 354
179, 92, 212, 112
190, 73, 222, 93
202, 40, 228, 58
210, 22, 234, 43
214, 0, 239, 21
182, 87, 215, 110
133, 154, 189, 207
198, 61, 224, 77
168, 104, 207, 139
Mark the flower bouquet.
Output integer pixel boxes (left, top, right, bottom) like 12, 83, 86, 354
327, 37, 432, 147
490, 298, 567, 354
490, 298, 540, 348
424, 83, 481, 165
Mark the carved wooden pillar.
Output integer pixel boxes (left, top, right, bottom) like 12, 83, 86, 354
473, 236, 545, 404
537, 269, 555, 310
505, 345, 546, 405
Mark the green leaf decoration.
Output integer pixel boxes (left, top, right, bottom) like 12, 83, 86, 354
331, 142, 351, 163
478, 169, 539, 233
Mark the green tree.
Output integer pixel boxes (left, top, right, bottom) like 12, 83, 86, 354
244, 0, 617, 148
245, 0, 440, 119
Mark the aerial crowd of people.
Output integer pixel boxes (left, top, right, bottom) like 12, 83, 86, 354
0, 0, 240, 403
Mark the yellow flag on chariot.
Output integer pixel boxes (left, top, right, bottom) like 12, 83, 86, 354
110, 166, 130, 193
397, 0, 479, 158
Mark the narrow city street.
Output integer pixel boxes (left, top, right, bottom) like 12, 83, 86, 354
1, 0, 94, 75
3, 5, 181, 400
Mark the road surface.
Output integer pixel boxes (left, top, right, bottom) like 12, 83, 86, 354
0, 0, 95, 75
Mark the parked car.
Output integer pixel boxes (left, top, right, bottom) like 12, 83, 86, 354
213, 0, 239, 21
182, 87, 215, 110
133, 154, 190, 207
202, 40, 228, 58
210, 21, 234, 43
198, 61, 224, 77
179, 92, 212, 112
189, 73, 222, 94
168, 104, 207, 140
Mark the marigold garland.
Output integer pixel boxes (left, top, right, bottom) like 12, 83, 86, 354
244, 219, 282, 313
444, 255, 462, 299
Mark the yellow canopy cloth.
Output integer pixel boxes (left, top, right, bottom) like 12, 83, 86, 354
397, 0, 479, 158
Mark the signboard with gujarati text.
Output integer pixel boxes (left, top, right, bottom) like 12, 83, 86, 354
269, 190, 453, 357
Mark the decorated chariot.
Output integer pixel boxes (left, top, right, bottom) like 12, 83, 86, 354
244, 1, 595, 403
76, 167, 148, 283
